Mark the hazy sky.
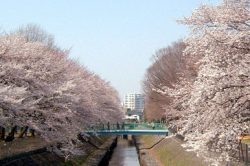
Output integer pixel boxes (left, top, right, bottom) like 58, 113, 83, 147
0, 0, 218, 98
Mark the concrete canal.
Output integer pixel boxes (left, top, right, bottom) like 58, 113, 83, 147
108, 136, 140, 166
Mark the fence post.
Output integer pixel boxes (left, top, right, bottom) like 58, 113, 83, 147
239, 141, 242, 161
241, 141, 245, 161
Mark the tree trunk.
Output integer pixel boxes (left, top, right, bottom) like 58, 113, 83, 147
0, 127, 5, 140
29, 129, 35, 137
5, 126, 17, 142
18, 126, 28, 138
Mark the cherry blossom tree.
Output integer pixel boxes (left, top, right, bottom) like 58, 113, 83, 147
0, 29, 123, 156
144, 0, 249, 163
178, 0, 250, 162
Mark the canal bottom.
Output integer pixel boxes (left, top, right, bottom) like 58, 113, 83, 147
108, 136, 140, 166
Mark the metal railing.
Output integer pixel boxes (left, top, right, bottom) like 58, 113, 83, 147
85, 122, 167, 131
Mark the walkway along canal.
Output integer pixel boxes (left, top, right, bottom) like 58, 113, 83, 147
108, 135, 140, 166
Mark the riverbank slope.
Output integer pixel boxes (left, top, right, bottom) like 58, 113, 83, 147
136, 135, 245, 166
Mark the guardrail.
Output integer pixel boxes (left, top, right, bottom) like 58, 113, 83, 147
85, 122, 167, 131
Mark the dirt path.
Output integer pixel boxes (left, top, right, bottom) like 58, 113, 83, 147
0, 137, 49, 160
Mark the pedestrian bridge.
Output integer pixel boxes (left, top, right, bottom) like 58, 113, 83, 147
84, 122, 169, 136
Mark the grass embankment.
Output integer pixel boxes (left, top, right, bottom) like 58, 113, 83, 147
140, 135, 207, 166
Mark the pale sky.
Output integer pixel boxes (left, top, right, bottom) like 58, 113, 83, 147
0, 0, 218, 98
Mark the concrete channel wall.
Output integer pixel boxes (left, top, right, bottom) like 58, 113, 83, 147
133, 136, 159, 166
82, 137, 118, 166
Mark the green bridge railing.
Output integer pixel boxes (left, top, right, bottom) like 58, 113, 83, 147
85, 122, 167, 131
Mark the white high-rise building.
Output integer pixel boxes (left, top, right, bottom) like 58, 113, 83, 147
124, 93, 144, 112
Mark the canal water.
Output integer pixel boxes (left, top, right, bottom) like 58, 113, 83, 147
108, 137, 140, 166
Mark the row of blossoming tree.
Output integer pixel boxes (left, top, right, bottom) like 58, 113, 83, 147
0, 24, 123, 155
143, 0, 249, 163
